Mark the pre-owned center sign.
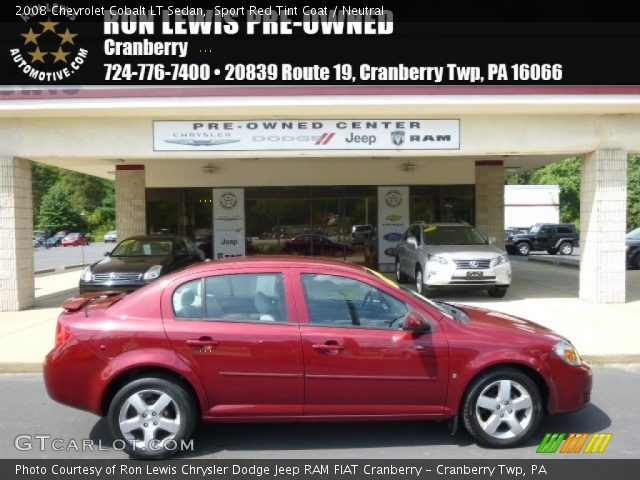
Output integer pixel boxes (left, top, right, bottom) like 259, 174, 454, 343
153, 119, 460, 151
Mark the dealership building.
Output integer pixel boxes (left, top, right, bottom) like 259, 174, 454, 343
0, 86, 636, 311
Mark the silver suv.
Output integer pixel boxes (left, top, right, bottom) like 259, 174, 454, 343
395, 221, 511, 298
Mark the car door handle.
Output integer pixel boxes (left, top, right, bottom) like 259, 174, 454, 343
312, 343, 345, 353
186, 337, 219, 350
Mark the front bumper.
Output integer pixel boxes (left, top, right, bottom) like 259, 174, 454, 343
79, 280, 148, 294
546, 360, 593, 414
424, 261, 512, 287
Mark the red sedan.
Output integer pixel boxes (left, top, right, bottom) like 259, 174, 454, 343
61, 232, 90, 247
44, 258, 591, 459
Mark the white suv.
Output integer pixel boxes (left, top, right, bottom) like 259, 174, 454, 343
395, 221, 511, 298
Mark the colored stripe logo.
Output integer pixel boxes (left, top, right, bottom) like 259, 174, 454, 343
315, 133, 335, 145
537, 433, 612, 454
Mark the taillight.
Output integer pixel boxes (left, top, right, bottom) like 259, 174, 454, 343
54, 322, 71, 348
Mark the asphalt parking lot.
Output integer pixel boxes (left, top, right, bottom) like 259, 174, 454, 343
34, 242, 112, 272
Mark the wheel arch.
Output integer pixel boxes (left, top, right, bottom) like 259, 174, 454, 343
100, 365, 204, 418
457, 362, 550, 415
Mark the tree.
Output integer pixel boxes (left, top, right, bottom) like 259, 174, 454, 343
627, 154, 640, 230
32, 162, 60, 218
36, 184, 85, 233
530, 157, 581, 224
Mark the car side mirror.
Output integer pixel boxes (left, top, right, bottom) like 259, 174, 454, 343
103, 251, 110, 257
488, 236, 496, 244
407, 237, 418, 247
403, 312, 430, 333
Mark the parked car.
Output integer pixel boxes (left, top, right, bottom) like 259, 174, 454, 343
626, 227, 640, 268
104, 230, 117, 243
282, 234, 354, 256
351, 224, 374, 244
45, 230, 70, 247
62, 232, 90, 247
45, 257, 592, 459
396, 222, 511, 298
79, 235, 204, 293
505, 223, 579, 256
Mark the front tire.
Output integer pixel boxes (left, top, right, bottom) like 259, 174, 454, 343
108, 377, 196, 459
396, 258, 408, 283
462, 368, 542, 448
415, 266, 424, 295
488, 286, 508, 298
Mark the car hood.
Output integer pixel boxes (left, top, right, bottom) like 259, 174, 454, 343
421, 244, 505, 258
455, 304, 565, 342
91, 255, 172, 273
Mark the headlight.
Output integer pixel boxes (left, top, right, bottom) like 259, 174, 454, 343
81, 266, 92, 282
553, 340, 582, 366
428, 255, 449, 265
491, 254, 509, 267
143, 265, 163, 280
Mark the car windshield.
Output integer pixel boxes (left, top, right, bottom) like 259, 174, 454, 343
111, 239, 173, 257
529, 225, 541, 234
422, 225, 487, 245
627, 228, 640, 240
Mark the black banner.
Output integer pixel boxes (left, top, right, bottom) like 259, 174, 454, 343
6, 460, 640, 480
2, 1, 640, 86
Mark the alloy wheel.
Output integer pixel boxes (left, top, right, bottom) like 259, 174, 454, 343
474, 379, 533, 439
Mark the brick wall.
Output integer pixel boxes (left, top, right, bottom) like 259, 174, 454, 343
475, 161, 505, 249
0, 157, 34, 311
115, 166, 146, 240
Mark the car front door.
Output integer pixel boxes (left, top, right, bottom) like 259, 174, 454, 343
162, 268, 304, 418
533, 226, 554, 249
294, 268, 449, 416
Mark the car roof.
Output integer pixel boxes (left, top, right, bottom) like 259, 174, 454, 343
181, 256, 367, 274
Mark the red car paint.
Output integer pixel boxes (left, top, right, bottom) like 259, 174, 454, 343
61, 233, 90, 247
44, 257, 591, 425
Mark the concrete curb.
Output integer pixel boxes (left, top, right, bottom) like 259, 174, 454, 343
34, 268, 55, 275
64, 263, 89, 270
527, 255, 580, 269
1, 356, 638, 374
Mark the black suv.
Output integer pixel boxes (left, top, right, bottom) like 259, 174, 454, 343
506, 223, 579, 256
627, 228, 640, 268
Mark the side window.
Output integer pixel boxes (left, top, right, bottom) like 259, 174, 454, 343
204, 273, 287, 322
539, 226, 553, 235
556, 226, 573, 235
301, 274, 408, 329
172, 279, 203, 319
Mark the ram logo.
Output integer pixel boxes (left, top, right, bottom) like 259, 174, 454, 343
384, 247, 397, 257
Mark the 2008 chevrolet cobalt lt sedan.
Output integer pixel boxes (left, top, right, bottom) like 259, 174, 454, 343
44, 257, 591, 458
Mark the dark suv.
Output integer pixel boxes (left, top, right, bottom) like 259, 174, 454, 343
506, 223, 579, 256
627, 228, 640, 268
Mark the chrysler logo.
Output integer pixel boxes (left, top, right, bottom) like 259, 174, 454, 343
469, 261, 479, 268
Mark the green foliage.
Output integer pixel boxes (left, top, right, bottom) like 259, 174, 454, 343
627, 155, 640, 230
32, 164, 115, 235
36, 184, 85, 233
32, 163, 60, 217
530, 157, 581, 224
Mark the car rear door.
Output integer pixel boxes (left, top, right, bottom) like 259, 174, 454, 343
162, 267, 304, 418
293, 267, 449, 417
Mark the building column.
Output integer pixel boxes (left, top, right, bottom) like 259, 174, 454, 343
0, 157, 34, 311
579, 149, 627, 303
115, 165, 146, 240
475, 160, 505, 249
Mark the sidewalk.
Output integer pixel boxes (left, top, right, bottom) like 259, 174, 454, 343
0, 263, 639, 373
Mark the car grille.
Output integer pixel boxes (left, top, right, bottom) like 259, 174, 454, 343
92, 272, 142, 282
453, 259, 491, 269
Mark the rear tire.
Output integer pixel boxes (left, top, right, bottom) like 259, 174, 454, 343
108, 377, 196, 459
395, 258, 408, 283
488, 286, 508, 298
559, 242, 573, 255
462, 367, 542, 448
517, 242, 530, 256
